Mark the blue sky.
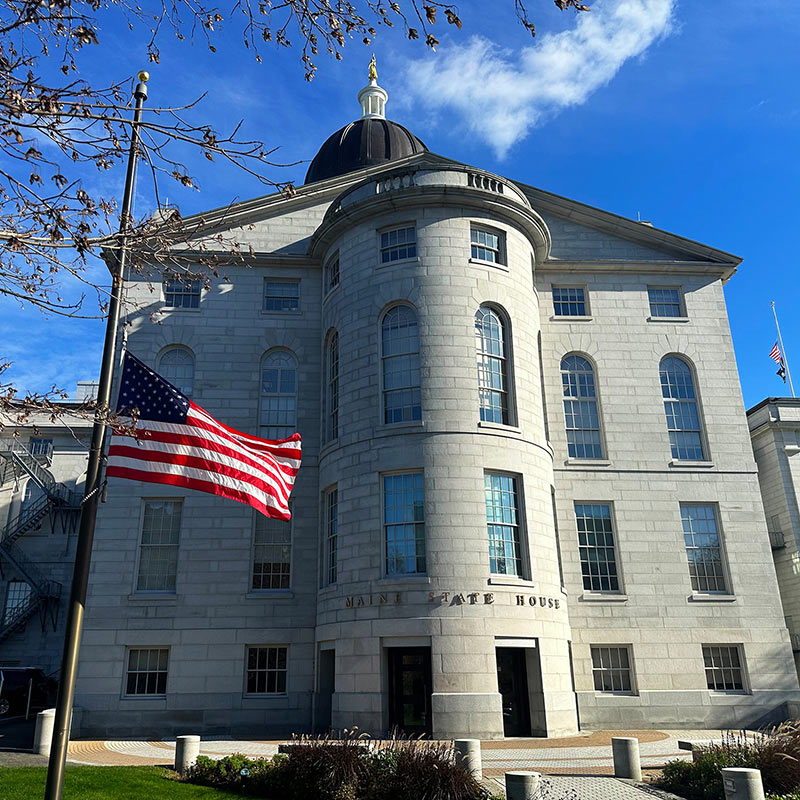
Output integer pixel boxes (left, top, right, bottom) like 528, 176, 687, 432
2, 0, 798, 409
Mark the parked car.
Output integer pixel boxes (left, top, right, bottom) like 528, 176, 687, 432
0, 668, 56, 717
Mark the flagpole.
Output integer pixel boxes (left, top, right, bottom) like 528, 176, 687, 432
43, 72, 148, 800
772, 301, 795, 398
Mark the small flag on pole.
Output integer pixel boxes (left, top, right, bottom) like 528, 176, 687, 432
107, 352, 301, 520
770, 342, 787, 382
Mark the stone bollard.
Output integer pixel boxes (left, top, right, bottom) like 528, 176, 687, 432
721, 768, 765, 800
611, 737, 642, 781
33, 708, 56, 757
174, 735, 201, 775
505, 771, 541, 800
454, 739, 482, 779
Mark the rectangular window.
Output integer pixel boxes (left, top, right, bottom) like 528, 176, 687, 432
648, 286, 683, 317
163, 278, 201, 309
3, 580, 32, 625
380, 226, 416, 264
574, 504, 619, 592
384, 473, 426, 575
325, 254, 340, 293
137, 500, 182, 593
591, 646, 633, 693
552, 286, 587, 317
246, 645, 288, 694
125, 648, 168, 696
325, 488, 338, 585
681, 504, 727, 593
471, 226, 504, 264
263, 279, 300, 312
485, 473, 523, 577
252, 511, 291, 590
28, 438, 53, 459
703, 645, 745, 692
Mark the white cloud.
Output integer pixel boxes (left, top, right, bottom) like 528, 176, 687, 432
403, 0, 675, 157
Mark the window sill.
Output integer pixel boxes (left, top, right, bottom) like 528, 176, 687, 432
669, 460, 715, 468
488, 577, 535, 588
564, 458, 612, 467
688, 594, 736, 603
319, 439, 339, 458
260, 309, 302, 317
648, 316, 689, 323
377, 257, 420, 269
323, 285, 341, 301
594, 692, 638, 698
121, 695, 167, 701
246, 590, 295, 600
469, 257, 509, 272
550, 315, 593, 322
160, 307, 201, 313
478, 421, 522, 435
127, 594, 178, 602
378, 421, 425, 434
580, 593, 628, 602
378, 575, 431, 587
243, 693, 289, 700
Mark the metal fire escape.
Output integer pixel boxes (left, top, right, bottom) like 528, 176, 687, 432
0, 442, 81, 643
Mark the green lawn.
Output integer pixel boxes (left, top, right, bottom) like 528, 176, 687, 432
0, 766, 242, 799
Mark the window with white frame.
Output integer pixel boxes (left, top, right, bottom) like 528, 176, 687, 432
325, 332, 339, 442
260, 351, 297, 440
380, 226, 416, 264
552, 286, 588, 317
246, 645, 288, 694
475, 305, 511, 425
681, 505, 727, 593
591, 646, 634, 693
470, 226, 505, 264
325, 254, 340, 294
252, 510, 291, 590
702, 645, 745, 692
384, 473, 425, 575
561, 355, 603, 459
263, 279, 300, 312
382, 306, 421, 424
324, 487, 338, 585
158, 347, 195, 396
125, 648, 169, 695
3, 580, 32, 625
136, 501, 182, 592
660, 356, 705, 461
648, 286, 683, 317
28, 437, 53, 458
574, 504, 620, 592
485, 472, 524, 577
163, 278, 201, 309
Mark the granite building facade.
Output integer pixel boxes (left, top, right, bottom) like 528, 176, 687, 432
66, 73, 800, 739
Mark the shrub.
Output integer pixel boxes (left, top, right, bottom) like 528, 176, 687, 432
655, 724, 800, 800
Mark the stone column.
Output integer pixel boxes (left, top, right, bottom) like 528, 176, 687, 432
454, 739, 482, 778
505, 771, 541, 800
33, 708, 56, 756
721, 768, 765, 800
612, 737, 642, 781
174, 735, 201, 775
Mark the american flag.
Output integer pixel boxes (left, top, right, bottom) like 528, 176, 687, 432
770, 342, 783, 365
106, 352, 301, 520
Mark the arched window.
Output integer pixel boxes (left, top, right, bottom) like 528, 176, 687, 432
561, 355, 603, 459
381, 305, 421, 424
325, 331, 339, 442
260, 351, 297, 440
158, 347, 194, 396
475, 305, 510, 424
660, 356, 705, 460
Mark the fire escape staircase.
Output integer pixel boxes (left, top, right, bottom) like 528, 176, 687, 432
0, 442, 81, 643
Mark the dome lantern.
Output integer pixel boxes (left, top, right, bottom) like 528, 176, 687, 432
357, 55, 388, 120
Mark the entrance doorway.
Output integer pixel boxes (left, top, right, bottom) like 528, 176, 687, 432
315, 648, 335, 733
388, 647, 432, 736
496, 648, 532, 737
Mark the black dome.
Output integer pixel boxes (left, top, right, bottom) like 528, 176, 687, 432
304, 118, 427, 184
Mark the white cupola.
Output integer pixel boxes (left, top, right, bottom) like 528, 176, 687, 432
357, 55, 388, 119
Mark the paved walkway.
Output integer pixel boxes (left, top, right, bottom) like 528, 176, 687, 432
1, 728, 726, 797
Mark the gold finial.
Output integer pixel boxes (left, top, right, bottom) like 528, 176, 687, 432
368, 54, 378, 81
